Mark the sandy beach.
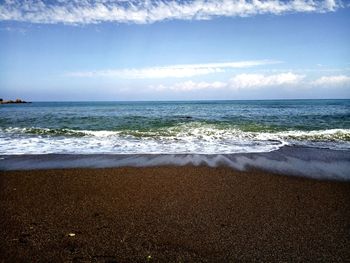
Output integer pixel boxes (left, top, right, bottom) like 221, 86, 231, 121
1, 166, 349, 262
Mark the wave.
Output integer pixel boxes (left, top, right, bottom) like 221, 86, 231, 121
2, 124, 350, 140
0, 124, 349, 155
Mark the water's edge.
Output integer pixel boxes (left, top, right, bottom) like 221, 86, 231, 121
1, 146, 349, 181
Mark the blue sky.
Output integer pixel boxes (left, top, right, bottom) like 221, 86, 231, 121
0, 0, 349, 101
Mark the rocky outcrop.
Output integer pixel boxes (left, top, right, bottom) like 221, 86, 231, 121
0, 98, 30, 104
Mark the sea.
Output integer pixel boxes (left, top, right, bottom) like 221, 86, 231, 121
1, 100, 349, 179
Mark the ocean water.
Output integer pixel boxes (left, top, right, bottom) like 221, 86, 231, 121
0, 100, 349, 155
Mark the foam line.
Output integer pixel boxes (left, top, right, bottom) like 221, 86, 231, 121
1, 127, 349, 155
1, 146, 349, 181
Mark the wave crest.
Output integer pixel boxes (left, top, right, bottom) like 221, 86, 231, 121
2, 124, 350, 141
0, 124, 349, 155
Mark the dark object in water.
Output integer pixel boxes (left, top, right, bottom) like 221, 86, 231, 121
0, 98, 30, 104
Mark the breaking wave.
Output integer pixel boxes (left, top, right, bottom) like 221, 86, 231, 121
0, 123, 349, 155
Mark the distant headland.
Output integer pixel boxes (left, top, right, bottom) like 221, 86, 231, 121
0, 98, 31, 104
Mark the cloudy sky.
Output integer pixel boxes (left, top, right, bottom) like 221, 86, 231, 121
0, 0, 349, 101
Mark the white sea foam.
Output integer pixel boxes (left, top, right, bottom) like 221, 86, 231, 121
0, 126, 349, 155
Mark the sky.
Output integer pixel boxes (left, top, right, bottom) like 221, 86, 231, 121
0, 0, 349, 101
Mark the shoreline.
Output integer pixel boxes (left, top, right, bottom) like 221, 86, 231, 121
1, 146, 350, 181
1, 166, 349, 261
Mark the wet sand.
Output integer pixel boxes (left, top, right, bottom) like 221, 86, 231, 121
1, 166, 349, 262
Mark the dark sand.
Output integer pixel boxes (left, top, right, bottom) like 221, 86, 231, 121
1, 166, 349, 262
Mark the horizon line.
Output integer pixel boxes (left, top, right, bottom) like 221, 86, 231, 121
3, 98, 349, 103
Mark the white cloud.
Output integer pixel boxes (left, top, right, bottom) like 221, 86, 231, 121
0, 0, 344, 24
311, 75, 350, 86
150, 73, 350, 92
150, 72, 305, 91
151, 80, 226, 91
68, 60, 280, 79
228, 72, 305, 89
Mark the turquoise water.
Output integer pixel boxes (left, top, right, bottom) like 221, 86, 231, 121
0, 100, 349, 154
